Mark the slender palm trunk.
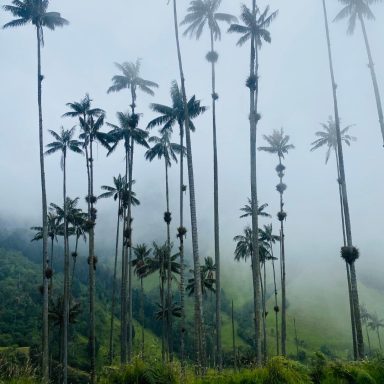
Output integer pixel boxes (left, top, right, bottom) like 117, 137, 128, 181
278, 156, 287, 356
336, 149, 358, 359
260, 263, 267, 362
293, 318, 299, 358
165, 160, 173, 361
271, 252, 279, 355
36, 25, 49, 384
172, 0, 205, 370
127, 139, 134, 362
377, 329, 382, 351
50, 237, 54, 296
109, 199, 121, 364
365, 325, 371, 354
63, 153, 69, 384
70, 236, 79, 293
88, 141, 96, 383
209, 31, 222, 371
161, 269, 166, 363
231, 301, 237, 370
140, 277, 145, 358
121, 153, 129, 363
178, 122, 186, 377
249, 0, 262, 364
322, 0, 364, 359
358, 13, 384, 146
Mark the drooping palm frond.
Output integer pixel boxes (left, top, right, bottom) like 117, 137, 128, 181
258, 128, 295, 159
240, 198, 271, 219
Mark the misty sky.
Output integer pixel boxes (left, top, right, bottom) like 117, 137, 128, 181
0, 0, 384, 291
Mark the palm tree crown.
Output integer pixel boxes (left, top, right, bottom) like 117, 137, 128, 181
63, 94, 104, 120
107, 59, 159, 105
311, 117, 356, 163
240, 198, 271, 219
3, 0, 68, 42
147, 81, 207, 133
228, 4, 278, 47
181, 0, 237, 40
45, 127, 83, 159
334, 0, 379, 34
258, 128, 295, 159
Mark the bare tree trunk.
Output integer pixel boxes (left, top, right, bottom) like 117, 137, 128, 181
178, 122, 186, 378
89, 140, 96, 383
36, 25, 49, 384
293, 318, 299, 358
63, 153, 69, 384
260, 264, 267, 362
271, 243, 279, 355
140, 277, 145, 358
322, 0, 364, 359
366, 325, 371, 355
165, 160, 173, 361
109, 199, 121, 364
232, 301, 237, 370
172, 0, 205, 371
377, 329, 382, 351
209, 30, 222, 371
358, 14, 384, 146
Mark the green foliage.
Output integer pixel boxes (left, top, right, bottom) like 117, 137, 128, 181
101, 360, 177, 384
0, 348, 37, 384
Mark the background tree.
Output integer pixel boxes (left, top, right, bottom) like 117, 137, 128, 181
181, 0, 236, 368
148, 80, 206, 369
258, 127, 294, 356
108, 60, 157, 362
368, 313, 384, 351
335, 0, 384, 146
323, 0, 365, 359
229, 3, 278, 363
45, 127, 82, 383
3, 3, 68, 380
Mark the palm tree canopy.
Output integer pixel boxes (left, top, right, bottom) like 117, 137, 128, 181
31, 212, 61, 241
3, 0, 69, 44
62, 94, 104, 119
240, 198, 271, 219
145, 130, 185, 167
145, 242, 181, 279
228, 4, 278, 47
368, 313, 384, 331
45, 127, 83, 164
334, 0, 378, 34
181, 0, 237, 40
147, 81, 207, 133
186, 263, 216, 297
107, 112, 149, 155
258, 128, 295, 159
107, 59, 159, 99
49, 197, 84, 227
132, 243, 152, 278
310, 116, 356, 163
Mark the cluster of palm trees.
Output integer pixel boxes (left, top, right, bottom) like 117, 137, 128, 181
3, 0, 384, 382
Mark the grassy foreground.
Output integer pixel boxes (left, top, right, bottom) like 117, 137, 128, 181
1, 354, 384, 383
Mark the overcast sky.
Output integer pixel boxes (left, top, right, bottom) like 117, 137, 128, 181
0, 0, 384, 289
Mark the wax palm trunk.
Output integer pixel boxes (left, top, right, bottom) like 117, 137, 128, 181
37, 24, 49, 383
62, 153, 69, 384
358, 14, 384, 145
178, 122, 186, 374
322, 0, 364, 359
109, 197, 121, 364
249, 0, 262, 364
271, 252, 279, 355
172, 0, 205, 370
165, 159, 174, 361
88, 141, 97, 382
210, 30, 222, 370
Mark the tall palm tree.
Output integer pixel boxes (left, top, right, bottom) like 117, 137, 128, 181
181, 1, 236, 368
229, 3, 278, 363
147, 81, 206, 369
132, 243, 151, 358
311, 116, 359, 359
259, 224, 280, 355
368, 314, 384, 351
171, 0, 206, 370
258, 128, 294, 356
360, 305, 372, 354
107, 112, 149, 362
99, 175, 139, 364
145, 130, 183, 361
63, 95, 105, 379
45, 127, 82, 383
108, 61, 157, 362
335, 0, 384, 145
145, 242, 181, 362
3, 3, 68, 380
322, 0, 365, 359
